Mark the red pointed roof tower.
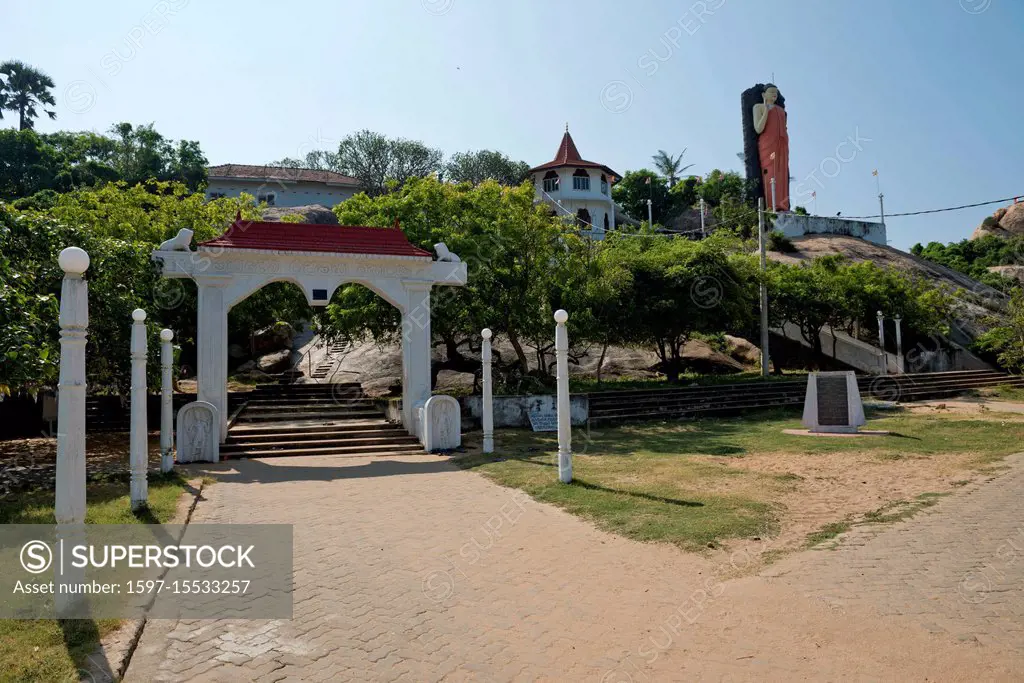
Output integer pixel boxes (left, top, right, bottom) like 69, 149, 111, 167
528, 126, 620, 180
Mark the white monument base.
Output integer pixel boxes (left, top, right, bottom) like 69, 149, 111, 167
801, 371, 866, 434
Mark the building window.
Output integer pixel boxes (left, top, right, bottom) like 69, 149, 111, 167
604, 213, 610, 230
576, 208, 591, 228
542, 171, 559, 193
208, 192, 226, 199
600, 174, 608, 195
573, 169, 590, 191
258, 193, 276, 206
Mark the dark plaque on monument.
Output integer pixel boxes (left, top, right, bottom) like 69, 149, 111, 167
815, 374, 850, 426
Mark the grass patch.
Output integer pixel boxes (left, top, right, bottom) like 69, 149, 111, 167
463, 410, 1024, 553
805, 521, 852, 547
985, 384, 1024, 402
806, 492, 951, 547
460, 444, 775, 550
0, 472, 193, 682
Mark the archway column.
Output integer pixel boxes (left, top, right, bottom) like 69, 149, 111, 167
196, 275, 231, 441
402, 283, 432, 436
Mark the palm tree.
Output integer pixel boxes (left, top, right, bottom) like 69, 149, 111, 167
0, 61, 57, 130
651, 149, 693, 187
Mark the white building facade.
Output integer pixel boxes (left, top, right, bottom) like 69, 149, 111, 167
206, 164, 362, 208
530, 129, 625, 239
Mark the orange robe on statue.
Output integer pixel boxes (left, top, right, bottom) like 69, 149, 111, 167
758, 104, 790, 211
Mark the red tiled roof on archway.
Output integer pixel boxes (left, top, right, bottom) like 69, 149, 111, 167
198, 217, 433, 258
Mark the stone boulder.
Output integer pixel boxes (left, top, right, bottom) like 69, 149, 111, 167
256, 349, 292, 374
988, 265, 1024, 283
236, 360, 257, 373
228, 343, 248, 360
680, 339, 745, 374
971, 202, 1024, 240
261, 204, 340, 225
253, 322, 295, 355
723, 335, 761, 365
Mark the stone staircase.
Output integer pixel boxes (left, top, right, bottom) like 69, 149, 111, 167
587, 370, 1024, 425
222, 382, 422, 459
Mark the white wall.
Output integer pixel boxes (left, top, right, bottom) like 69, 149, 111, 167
774, 213, 887, 246
206, 179, 358, 208
533, 168, 615, 238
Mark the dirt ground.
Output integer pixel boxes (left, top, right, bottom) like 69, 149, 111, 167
693, 397, 1024, 573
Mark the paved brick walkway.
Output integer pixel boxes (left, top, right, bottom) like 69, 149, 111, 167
125, 453, 1024, 682
764, 452, 1024, 651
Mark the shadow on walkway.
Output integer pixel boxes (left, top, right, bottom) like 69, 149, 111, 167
187, 456, 455, 485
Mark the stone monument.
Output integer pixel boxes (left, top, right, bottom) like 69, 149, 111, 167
176, 401, 220, 463
422, 395, 461, 452
742, 83, 790, 212
801, 371, 865, 434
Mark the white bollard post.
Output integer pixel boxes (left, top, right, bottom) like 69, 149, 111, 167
130, 309, 149, 510
554, 310, 572, 483
55, 247, 89, 614
160, 329, 175, 472
481, 328, 494, 454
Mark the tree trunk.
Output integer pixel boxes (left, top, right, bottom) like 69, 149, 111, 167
507, 330, 530, 374
19, 105, 27, 131
596, 340, 609, 384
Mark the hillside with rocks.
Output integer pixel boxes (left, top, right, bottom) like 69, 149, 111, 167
767, 233, 1007, 345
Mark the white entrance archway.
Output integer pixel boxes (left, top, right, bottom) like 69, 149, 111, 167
152, 218, 467, 441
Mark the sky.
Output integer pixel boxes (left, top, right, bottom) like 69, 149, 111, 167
2, 0, 1022, 250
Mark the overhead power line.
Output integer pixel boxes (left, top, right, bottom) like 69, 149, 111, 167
844, 195, 1023, 220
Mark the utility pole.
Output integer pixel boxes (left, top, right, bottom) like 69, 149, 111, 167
699, 197, 706, 238
758, 198, 770, 377
770, 177, 777, 213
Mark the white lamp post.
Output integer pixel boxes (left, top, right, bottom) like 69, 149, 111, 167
55, 247, 89, 614
481, 328, 494, 454
160, 329, 175, 472
894, 316, 904, 374
554, 309, 572, 483
130, 308, 149, 510
877, 310, 887, 375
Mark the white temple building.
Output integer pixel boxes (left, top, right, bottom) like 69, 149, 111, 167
529, 127, 632, 239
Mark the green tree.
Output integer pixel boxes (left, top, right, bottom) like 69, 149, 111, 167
975, 288, 1024, 373
2, 183, 309, 395
668, 175, 701, 212
910, 235, 1020, 292
651, 149, 693, 187
602, 233, 755, 382
695, 170, 758, 238
767, 257, 845, 360
329, 176, 573, 390
611, 170, 682, 226
0, 129, 60, 199
107, 123, 208, 191
444, 149, 530, 186
278, 130, 444, 196
0, 60, 56, 130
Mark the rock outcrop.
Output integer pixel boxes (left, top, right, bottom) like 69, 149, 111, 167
253, 322, 295, 355
971, 202, 1024, 240
256, 349, 292, 373
261, 204, 340, 225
